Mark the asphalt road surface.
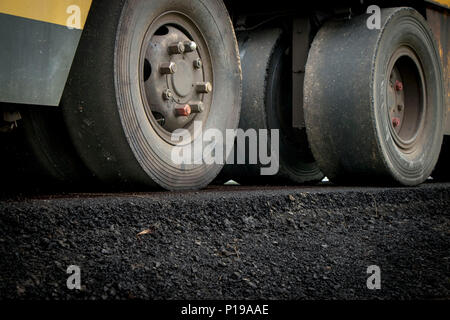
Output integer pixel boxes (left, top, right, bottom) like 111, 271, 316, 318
0, 183, 449, 300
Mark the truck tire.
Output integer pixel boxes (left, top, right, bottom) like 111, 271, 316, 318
304, 8, 445, 186
21, 108, 95, 188
221, 28, 322, 185
0, 108, 94, 191
61, 0, 241, 190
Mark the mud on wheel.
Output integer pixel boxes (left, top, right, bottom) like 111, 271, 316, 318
304, 8, 445, 186
61, 0, 241, 190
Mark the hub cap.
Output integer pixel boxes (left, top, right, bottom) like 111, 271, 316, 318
140, 13, 213, 143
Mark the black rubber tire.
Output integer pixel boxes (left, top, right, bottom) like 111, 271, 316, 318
0, 107, 94, 192
0, 118, 43, 192
21, 108, 95, 187
61, 0, 241, 191
220, 28, 323, 185
304, 8, 445, 186
433, 136, 450, 181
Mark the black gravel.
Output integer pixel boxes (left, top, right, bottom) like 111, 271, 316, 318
0, 183, 449, 300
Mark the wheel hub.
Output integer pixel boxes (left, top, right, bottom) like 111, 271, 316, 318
141, 21, 213, 135
171, 59, 194, 97
388, 67, 405, 134
386, 46, 426, 152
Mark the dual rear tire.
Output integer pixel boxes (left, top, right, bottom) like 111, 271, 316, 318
219, 28, 323, 185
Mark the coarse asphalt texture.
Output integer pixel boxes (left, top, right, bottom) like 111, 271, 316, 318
0, 182, 449, 300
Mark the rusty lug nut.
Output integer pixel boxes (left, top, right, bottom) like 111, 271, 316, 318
392, 117, 400, 128
190, 102, 204, 113
168, 42, 185, 55
196, 82, 212, 94
398, 104, 404, 112
175, 104, 192, 117
183, 41, 197, 52
162, 89, 173, 100
395, 80, 403, 91
159, 62, 177, 75
193, 58, 202, 69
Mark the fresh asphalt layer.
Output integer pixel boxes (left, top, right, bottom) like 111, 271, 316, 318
0, 182, 449, 299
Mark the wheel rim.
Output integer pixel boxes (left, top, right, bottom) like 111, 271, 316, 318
139, 12, 214, 145
386, 46, 426, 153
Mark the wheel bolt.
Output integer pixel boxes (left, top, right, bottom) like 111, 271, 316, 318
159, 62, 177, 74
398, 104, 403, 112
183, 41, 197, 52
395, 80, 403, 91
168, 42, 185, 55
175, 104, 192, 117
196, 82, 212, 94
392, 117, 400, 128
162, 89, 173, 100
190, 102, 204, 113
193, 58, 202, 69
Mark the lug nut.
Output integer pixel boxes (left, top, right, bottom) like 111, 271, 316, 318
159, 62, 177, 75
175, 104, 192, 117
392, 117, 400, 128
193, 58, 202, 69
183, 41, 197, 52
196, 82, 212, 94
168, 42, 185, 55
190, 102, 204, 113
398, 104, 404, 112
395, 80, 403, 91
162, 89, 173, 100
